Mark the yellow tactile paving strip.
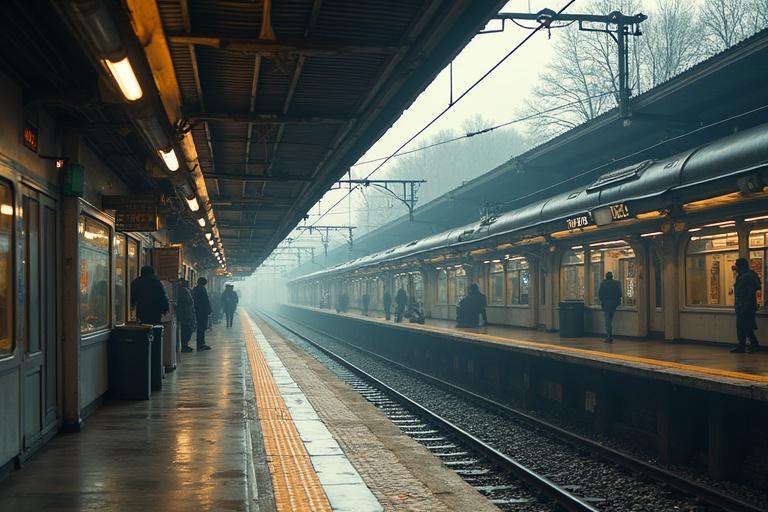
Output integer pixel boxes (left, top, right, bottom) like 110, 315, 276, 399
241, 310, 333, 512
301, 306, 768, 384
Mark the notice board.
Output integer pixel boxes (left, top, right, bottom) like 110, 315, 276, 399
153, 246, 182, 281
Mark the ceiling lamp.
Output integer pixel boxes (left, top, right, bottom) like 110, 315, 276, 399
185, 195, 200, 213
205, 232, 212, 240
104, 57, 143, 101
197, 217, 206, 227
158, 148, 179, 172
208, 239, 215, 246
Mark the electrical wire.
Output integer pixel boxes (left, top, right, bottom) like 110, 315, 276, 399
351, 90, 615, 167
291, 0, 576, 244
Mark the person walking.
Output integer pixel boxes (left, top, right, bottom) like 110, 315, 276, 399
192, 277, 213, 350
732, 257, 761, 353
221, 284, 239, 328
456, 283, 487, 327
130, 265, 170, 325
383, 289, 392, 321
598, 271, 622, 343
361, 293, 370, 316
176, 279, 196, 353
395, 288, 407, 323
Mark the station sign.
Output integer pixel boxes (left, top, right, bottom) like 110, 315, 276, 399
592, 203, 631, 226
153, 246, 182, 281
566, 213, 592, 231
103, 193, 168, 232
23, 121, 38, 152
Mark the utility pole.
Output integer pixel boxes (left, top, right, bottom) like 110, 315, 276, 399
494, 9, 647, 118
334, 178, 426, 222
295, 225, 356, 256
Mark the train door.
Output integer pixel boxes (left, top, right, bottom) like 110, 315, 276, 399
21, 187, 58, 450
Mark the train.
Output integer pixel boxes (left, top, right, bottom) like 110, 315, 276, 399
287, 122, 768, 344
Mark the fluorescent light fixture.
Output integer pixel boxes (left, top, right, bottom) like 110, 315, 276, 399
197, 217, 206, 227
185, 196, 200, 212
640, 231, 664, 238
0, 204, 12, 216
702, 220, 735, 228
104, 57, 143, 101
688, 227, 701, 232
159, 148, 179, 171
492, 259, 501, 263
208, 239, 215, 246
212, 247, 218, 253
570, 245, 583, 250
205, 232, 212, 240
589, 240, 627, 247
746, 215, 768, 222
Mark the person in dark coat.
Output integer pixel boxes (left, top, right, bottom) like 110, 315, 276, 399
456, 283, 487, 327
394, 288, 407, 323
176, 279, 196, 353
192, 277, 213, 350
732, 257, 761, 353
130, 265, 170, 325
338, 292, 350, 313
361, 293, 370, 316
221, 284, 239, 328
382, 290, 392, 320
598, 271, 622, 343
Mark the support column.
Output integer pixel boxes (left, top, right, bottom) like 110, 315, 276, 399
545, 250, 559, 331
662, 230, 681, 341
632, 240, 649, 338
528, 257, 540, 329
60, 133, 82, 431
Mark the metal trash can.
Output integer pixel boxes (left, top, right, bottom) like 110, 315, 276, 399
151, 325, 164, 391
558, 300, 585, 338
109, 325, 153, 400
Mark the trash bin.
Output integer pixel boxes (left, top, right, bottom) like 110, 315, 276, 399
109, 325, 153, 400
151, 325, 164, 391
161, 320, 177, 372
558, 300, 585, 337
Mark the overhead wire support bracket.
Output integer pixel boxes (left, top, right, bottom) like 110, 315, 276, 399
294, 225, 356, 256
493, 9, 647, 118
333, 178, 426, 222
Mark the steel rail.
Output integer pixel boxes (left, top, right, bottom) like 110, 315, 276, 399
262, 309, 766, 512
257, 309, 600, 512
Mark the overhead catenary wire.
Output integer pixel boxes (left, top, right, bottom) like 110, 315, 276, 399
291, 0, 577, 244
351, 89, 615, 168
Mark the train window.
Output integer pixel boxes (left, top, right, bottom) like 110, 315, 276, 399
114, 234, 126, 325
686, 232, 738, 307
454, 267, 467, 304
749, 229, 767, 308
561, 249, 585, 301
488, 263, 504, 305
412, 272, 424, 304
437, 269, 448, 305
0, 182, 13, 354
589, 244, 636, 307
79, 215, 111, 333
506, 257, 530, 305
126, 239, 139, 320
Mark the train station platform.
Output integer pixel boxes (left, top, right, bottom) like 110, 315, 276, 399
0, 311, 493, 512
281, 305, 768, 400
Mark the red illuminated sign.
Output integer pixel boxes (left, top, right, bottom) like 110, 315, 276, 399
23, 123, 38, 153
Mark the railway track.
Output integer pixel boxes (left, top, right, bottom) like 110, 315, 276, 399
257, 309, 598, 511
257, 308, 766, 512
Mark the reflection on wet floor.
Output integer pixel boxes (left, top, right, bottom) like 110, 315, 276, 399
0, 322, 253, 512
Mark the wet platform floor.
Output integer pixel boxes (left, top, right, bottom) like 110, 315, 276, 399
312, 307, 768, 381
0, 323, 258, 512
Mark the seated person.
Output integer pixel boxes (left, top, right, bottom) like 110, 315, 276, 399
456, 283, 487, 328
408, 300, 425, 324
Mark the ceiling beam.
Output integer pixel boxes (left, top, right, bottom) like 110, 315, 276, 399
187, 112, 348, 124
203, 172, 311, 182
166, 33, 397, 56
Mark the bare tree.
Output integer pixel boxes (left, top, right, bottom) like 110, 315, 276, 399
639, 0, 703, 88
699, 0, 753, 52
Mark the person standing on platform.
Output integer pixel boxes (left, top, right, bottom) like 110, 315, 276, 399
395, 288, 407, 323
456, 283, 487, 327
383, 289, 392, 320
361, 293, 370, 316
598, 271, 622, 343
732, 257, 762, 353
221, 284, 239, 328
176, 279, 196, 353
130, 265, 169, 325
192, 277, 213, 351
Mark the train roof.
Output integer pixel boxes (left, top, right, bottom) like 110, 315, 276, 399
289, 122, 768, 283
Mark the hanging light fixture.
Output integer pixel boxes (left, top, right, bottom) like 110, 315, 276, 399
158, 148, 179, 172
